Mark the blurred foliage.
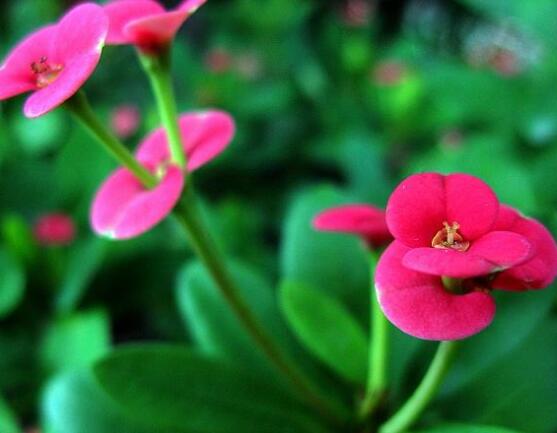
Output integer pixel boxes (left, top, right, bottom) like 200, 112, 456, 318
1, 0, 557, 432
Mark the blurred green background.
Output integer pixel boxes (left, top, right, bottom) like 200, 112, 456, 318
1, 0, 557, 432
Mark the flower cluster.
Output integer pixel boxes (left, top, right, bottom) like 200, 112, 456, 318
315, 173, 557, 341
377, 173, 557, 340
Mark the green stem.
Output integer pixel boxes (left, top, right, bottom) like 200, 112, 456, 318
378, 341, 459, 433
139, 48, 186, 168
174, 187, 350, 426
359, 250, 388, 419
65, 91, 157, 188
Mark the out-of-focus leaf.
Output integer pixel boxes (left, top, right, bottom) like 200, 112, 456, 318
441, 317, 557, 432
0, 395, 19, 433
412, 424, 523, 433
279, 281, 367, 384
0, 248, 25, 319
42, 371, 157, 433
1, 213, 37, 264
13, 110, 65, 156
281, 186, 369, 319
55, 237, 106, 313
40, 309, 110, 373
176, 259, 286, 377
94, 344, 329, 433
444, 286, 556, 395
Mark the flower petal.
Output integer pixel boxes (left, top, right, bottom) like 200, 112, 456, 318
23, 53, 102, 118
90, 165, 184, 240
177, 0, 207, 13
135, 110, 235, 170
312, 204, 392, 247
124, 10, 189, 49
493, 206, 557, 290
402, 231, 532, 278
0, 25, 57, 100
386, 173, 499, 248
54, 3, 108, 61
104, 0, 165, 44
376, 241, 496, 340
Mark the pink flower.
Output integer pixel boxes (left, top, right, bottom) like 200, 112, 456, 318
111, 104, 141, 138
312, 204, 392, 249
104, 0, 207, 53
375, 241, 497, 340
91, 111, 235, 239
491, 205, 557, 290
372, 61, 407, 86
0, 3, 108, 118
376, 172, 557, 340
204, 48, 233, 73
385, 173, 532, 278
341, 0, 374, 27
34, 213, 76, 246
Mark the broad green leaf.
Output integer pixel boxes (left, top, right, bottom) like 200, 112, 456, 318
42, 371, 157, 433
94, 344, 329, 433
279, 281, 367, 384
442, 285, 556, 395
1, 213, 37, 264
0, 249, 25, 319
40, 309, 111, 373
0, 395, 19, 433
176, 260, 287, 377
441, 317, 557, 433
280, 186, 369, 319
413, 424, 524, 433
55, 238, 106, 313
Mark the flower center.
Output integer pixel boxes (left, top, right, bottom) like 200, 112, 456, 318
431, 221, 470, 251
30, 56, 63, 88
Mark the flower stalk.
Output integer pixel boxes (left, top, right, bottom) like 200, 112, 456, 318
378, 340, 459, 433
139, 47, 186, 169
359, 250, 388, 420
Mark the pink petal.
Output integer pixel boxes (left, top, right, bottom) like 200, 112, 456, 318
135, 111, 235, 171
386, 173, 499, 248
24, 53, 102, 118
444, 174, 499, 241
402, 231, 532, 278
124, 10, 189, 50
54, 3, 108, 61
376, 241, 496, 340
104, 0, 165, 44
312, 204, 392, 247
493, 206, 557, 290
90, 165, 184, 240
0, 25, 57, 100
177, 0, 207, 13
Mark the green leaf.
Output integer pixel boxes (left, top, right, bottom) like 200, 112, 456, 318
0, 395, 19, 433
42, 371, 157, 433
443, 286, 557, 395
176, 260, 288, 377
280, 186, 369, 319
279, 281, 367, 384
0, 248, 25, 319
55, 238, 106, 313
94, 344, 329, 433
412, 424, 524, 433
441, 317, 557, 432
40, 309, 111, 373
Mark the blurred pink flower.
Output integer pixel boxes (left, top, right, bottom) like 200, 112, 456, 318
104, 0, 206, 54
372, 60, 407, 86
341, 0, 374, 27
313, 204, 392, 249
204, 48, 233, 73
111, 104, 141, 138
91, 111, 235, 239
34, 213, 76, 246
0, 3, 108, 118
